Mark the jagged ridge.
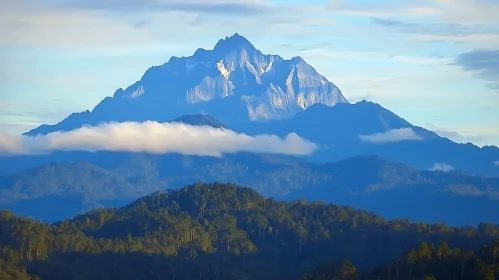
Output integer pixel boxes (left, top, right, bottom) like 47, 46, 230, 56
25, 33, 348, 136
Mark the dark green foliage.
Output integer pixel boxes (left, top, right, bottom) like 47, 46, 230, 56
304, 241, 499, 280
1, 183, 499, 279
302, 260, 357, 280
359, 240, 499, 280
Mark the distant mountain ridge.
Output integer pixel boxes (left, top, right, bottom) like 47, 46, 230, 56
7, 102, 499, 179
2, 152, 499, 225
19, 33, 499, 178
235, 101, 499, 177
25, 33, 347, 136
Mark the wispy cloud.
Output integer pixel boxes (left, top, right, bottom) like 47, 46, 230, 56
0, 0, 331, 49
66, 0, 272, 15
362, 0, 499, 49
327, 1, 439, 18
494, 161, 499, 167
436, 0, 499, 25
0, 121, 317, 156
411, 33, 499, 49
371, 17, 499, 49
430, 162, 454, 172
432, 128, 485, 143
337, 0, 499, 25
425, 122, 499, 147
371, 17, 498, 36
455, 50, 499, 91
358, 128, 424, 144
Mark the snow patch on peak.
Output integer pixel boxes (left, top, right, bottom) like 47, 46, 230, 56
264, 60, 274, 73
129, 85, 144, 98
430, 163, 454, 172
297, 92, 318, 109
217, 60, 231, 79
297, 93, 306, 109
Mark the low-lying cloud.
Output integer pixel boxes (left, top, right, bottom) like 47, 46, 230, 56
430, 163, 455, 172
358, 128, 424, 144
0, 121, 317, 157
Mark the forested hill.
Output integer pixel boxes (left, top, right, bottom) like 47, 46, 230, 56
303, 240, 499, 279
1, 183, 498, 280
3, 154, 499, 225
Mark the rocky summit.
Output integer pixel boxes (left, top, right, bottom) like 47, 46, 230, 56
25, 33, 348, 136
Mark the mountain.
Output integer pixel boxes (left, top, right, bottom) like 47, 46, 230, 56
17, 33, 499, 178
0, 162, 144, 222
236, 100, 499, 177
283, 155, 499, 225
171, 114, 228, 128
1, 153, 498, 225
1, 183, 498, 280
25, 33, 347, 136
0, 152, 325, 222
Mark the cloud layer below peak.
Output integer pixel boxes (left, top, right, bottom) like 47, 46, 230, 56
0, 121, 317, 157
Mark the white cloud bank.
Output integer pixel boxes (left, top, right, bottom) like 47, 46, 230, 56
358, 128, 423, 144
430, 163, 454, 172
0, 121, 317, 157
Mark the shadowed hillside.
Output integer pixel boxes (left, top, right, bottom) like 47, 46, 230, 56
1, 154, 499, 225
1, 183, 498, 280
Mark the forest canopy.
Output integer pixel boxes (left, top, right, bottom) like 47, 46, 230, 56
0, 183, 498, 279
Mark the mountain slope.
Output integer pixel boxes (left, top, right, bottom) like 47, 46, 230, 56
171, 114, 228, 128
1, 154, 498, 225
284, 155, 499, 225
1, 183, 498, 280
0, 162, 143, 202
0, 162, 145, 222
306, 240, 499, 280
17, 33, 499, 179
237, 100, 436, 144
25, 33, 347, 136
236, 100, 499, 177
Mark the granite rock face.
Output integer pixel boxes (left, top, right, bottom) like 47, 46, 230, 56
25, 33, 348, 136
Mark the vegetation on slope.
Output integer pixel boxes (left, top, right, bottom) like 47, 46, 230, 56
0, 183, 498, 279
0, 162, 142, 203
1, 154, 498, 224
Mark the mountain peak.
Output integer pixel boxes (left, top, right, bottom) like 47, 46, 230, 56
24, 33, 349, 136
213, 33, 255, 53
291, 56, 306, 63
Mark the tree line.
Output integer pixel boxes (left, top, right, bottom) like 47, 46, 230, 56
1, 182, 498, 279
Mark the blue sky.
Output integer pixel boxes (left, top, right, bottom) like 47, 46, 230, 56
1, 0, 498, 146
